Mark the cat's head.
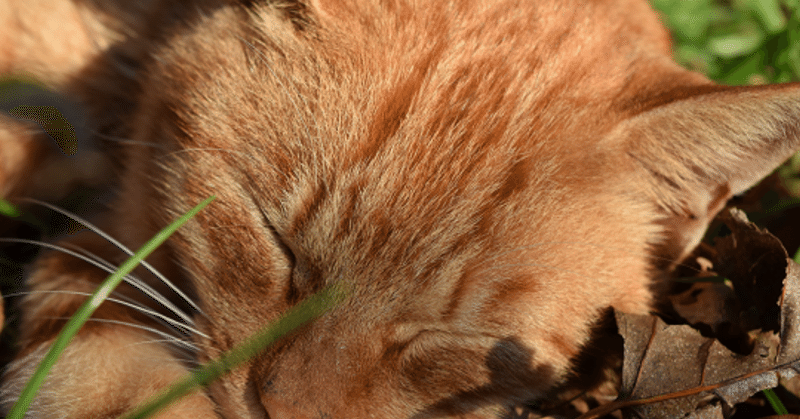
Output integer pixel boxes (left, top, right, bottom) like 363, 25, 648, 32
126, 0, 800, 417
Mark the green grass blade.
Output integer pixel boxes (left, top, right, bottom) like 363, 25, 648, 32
0, 199, 20, 217
5, 195, 216, 419
0, 78, 81, 155
7, 105, 77, 155
763, 388, 789, 415
121, 285, 343, 419
747, 0, 786, 34
793, 244, 800, 265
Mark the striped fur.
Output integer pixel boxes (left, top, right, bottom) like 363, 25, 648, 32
2, 0, 800, 417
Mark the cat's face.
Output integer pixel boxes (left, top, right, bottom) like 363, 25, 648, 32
110, 1, 800, 417
3, 0, 800, 418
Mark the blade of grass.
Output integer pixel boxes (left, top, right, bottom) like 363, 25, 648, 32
1, 78, 81, 155
763, 388, 789, 415
121, 284, 343, 419
0, 198, 20, 217
5, 195, 216, 419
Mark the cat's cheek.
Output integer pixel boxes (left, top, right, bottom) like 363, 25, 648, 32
261, 396, 315, 419
391, 331, 559, 415
0, 328, 219, 419
206, 367, 269, 419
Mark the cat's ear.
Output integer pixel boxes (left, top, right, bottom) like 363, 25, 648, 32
619, 83, 800, 266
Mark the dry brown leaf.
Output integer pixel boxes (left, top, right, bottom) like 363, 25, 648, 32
669, 281, 742, 346
714, 209, 786, 334
579, 209, 800, 419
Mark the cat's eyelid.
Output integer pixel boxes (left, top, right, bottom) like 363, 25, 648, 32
254, 201, 297, 269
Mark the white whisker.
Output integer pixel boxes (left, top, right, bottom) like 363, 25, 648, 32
48, 317, 199, 352
162, 148, 300, 184
162, 147, 255, 163
117, 339, 208, 366
89, 129, 167, 149
17, 199, 206, 317
0, 238, 197, 326
7, 289, 209, 340
125, 338, 207, 357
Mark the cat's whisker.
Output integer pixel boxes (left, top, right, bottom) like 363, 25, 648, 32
3, 125, 42, 137
126, 337, 207, 353
47, 317, 199, 352
54, 240, 202, 312
0, 238, 198, 327
160, 147, 293, 182
16, 198, 207, 317
120, 339, 206, 364
89, 129, 167, 149
53, 241, 202, 323
101, 54, 139, 82
7, 290, 209, 340
162, 147, 255, 163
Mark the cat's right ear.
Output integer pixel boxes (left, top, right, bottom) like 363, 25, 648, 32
618, 83, 800, 266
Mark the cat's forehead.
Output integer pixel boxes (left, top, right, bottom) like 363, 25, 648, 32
161, 0, 678, 174
155, 0, 675, 271
153, 0, 680, 318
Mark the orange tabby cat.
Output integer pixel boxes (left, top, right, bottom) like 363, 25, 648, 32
1, 0, 800, 417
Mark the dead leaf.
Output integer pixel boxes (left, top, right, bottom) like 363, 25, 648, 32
715, 209, 787, 333
669, 281, 742, 347
578, 209, 800, 419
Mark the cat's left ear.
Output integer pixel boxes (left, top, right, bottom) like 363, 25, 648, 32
619, 83, 800, 265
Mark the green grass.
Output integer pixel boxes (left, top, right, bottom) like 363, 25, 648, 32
0, 78, 78, 155
6, 196, 215, 419
0, 75, 340, 418
5, 1, 800, 417
4, 195, 341, 418
654, 1, 799, 414
652, 0, 800, 85
0, 199, 19, 218
121, 285, 341, 419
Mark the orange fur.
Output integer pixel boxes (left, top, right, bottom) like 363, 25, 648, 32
1, 0, 800, 417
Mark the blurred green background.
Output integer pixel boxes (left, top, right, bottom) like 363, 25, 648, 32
652, 0, 800, 85
653, 0, 800, 199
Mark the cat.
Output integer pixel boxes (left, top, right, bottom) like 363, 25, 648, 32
1, 0, 800, 417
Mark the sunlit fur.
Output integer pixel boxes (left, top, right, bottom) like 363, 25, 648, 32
2, 0, 800, 418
